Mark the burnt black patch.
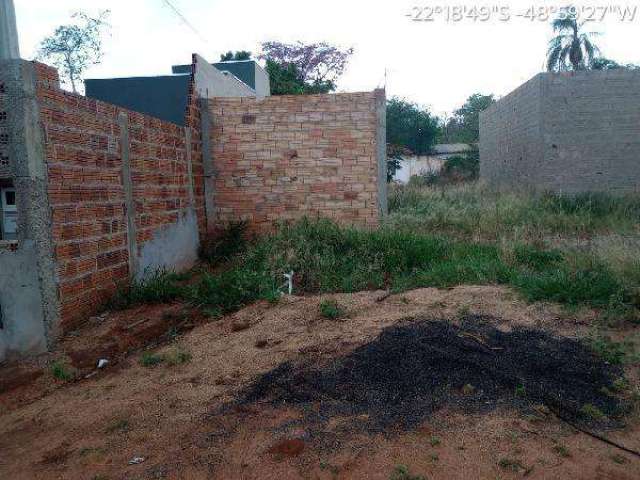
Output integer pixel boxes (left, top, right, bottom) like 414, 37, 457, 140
238, 316, 628, 433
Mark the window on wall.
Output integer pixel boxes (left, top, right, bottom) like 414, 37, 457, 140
0, 179, 17, 242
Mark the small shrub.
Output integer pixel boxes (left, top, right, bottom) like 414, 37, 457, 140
105, 418, 130, 434
580, 403, 607, 421
200, 220, 249, 264
588, 333, 637, 365
139, 351, 164, 368
440, 153, 479, 182
110, 269, 186, 310
319, 299, 343, 319
461, 383, 476, 395
498, 457, 524, 472
612, 377, 630, 392
51, 361, 73, 381
390, 464, 425, 480
611, 454, 628, 464
552, 444, 571, 458
515, 384, 526, 397
164, 347, 192, 366
429, 436, 441, 447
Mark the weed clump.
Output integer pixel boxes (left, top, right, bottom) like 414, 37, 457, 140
140, 346, 192, 368
390, 465, 425, 480
200, 220, 249, 264
319, 299, 344, 319
110, 269, 188, 310
51, 361, 74, 381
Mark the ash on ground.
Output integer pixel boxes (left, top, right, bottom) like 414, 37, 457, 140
239, 315, 629, 433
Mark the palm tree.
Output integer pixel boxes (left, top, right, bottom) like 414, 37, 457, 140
546, 15, 601, 72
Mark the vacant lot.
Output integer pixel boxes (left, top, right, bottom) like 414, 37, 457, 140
1, 183, 639, 479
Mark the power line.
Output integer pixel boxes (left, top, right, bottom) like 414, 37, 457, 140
159, 0, 209, 45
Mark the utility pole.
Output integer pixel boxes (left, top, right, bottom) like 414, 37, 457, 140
0, 0, 21, 59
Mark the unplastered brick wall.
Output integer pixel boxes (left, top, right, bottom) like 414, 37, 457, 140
34, 63, 201, 331
208, 91, 386, 231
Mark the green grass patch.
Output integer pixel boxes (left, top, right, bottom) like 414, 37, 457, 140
50, 360, 74, 381
164, 346, 192, 366
110, 269, 188, 310
99, 195, 640, 323
390, 465, 426, 480
579, 403, 607, 421
139, 351, 164, 367
587, 332, 639, 365
319, 299, 344, 319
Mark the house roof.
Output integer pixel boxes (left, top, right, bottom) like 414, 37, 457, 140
432, 143, 475, 154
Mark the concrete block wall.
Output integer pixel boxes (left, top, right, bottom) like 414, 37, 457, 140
480, 70, 640, 193
206, 90, 387, 231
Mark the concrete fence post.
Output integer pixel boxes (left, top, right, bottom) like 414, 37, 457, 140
199, 98, 216, 233
117, 113, 139, 279
0, 0, 21, 60
0, 60, 57, 359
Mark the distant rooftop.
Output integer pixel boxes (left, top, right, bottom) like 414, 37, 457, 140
172, 59, 265, 91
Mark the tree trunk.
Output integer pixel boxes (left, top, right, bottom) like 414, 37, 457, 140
65, 55, 77, 94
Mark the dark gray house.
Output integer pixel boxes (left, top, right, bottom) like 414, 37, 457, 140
85, 56, 270, 125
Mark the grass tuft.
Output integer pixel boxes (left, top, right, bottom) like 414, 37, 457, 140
390, 465, 425, 480
110, 269, 188, 310
319, 299, 344, 319
51, 361, 74, 381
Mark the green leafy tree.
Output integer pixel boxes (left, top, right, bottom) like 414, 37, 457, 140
591, 57, 639, 70
220, 50, 252, 61
441, 93, 495, 144
260, 41, 353, 95
386, 98, 440, 181
547, 15, 600, 71
265, 60, 335, 95
37, 10, 110, 93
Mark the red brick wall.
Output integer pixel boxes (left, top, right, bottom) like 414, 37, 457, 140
208, 91, 384, 231
33, 63, 201, 331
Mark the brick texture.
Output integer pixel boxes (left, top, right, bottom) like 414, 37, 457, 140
480, 70, 640, 193
33, 62, 201, 331
0, 76, 9, 178
18, 60, 383, 335
209, 92, 383, 231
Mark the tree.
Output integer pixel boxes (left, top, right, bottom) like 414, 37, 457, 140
260, 41, 353, 95
264, 59, 336, 95
441, 93, 495, 144
37, 10, 110, 93
547, 15, 600, 71
591, 57, 639, 70
220, 50, 252, 61
386, 98, 440, 181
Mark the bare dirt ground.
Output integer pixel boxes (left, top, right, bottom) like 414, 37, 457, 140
1, 285, 639, 480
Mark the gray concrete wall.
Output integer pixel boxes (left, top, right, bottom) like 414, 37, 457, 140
253, 62, 271, 98
135, 208, 200, 281
0, 241, 47, 360
480, 70, 640, 194
480, 74, 544, 189
192, 54, 256, 99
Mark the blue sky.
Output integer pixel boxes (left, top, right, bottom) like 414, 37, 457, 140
14, 0, 640, 117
